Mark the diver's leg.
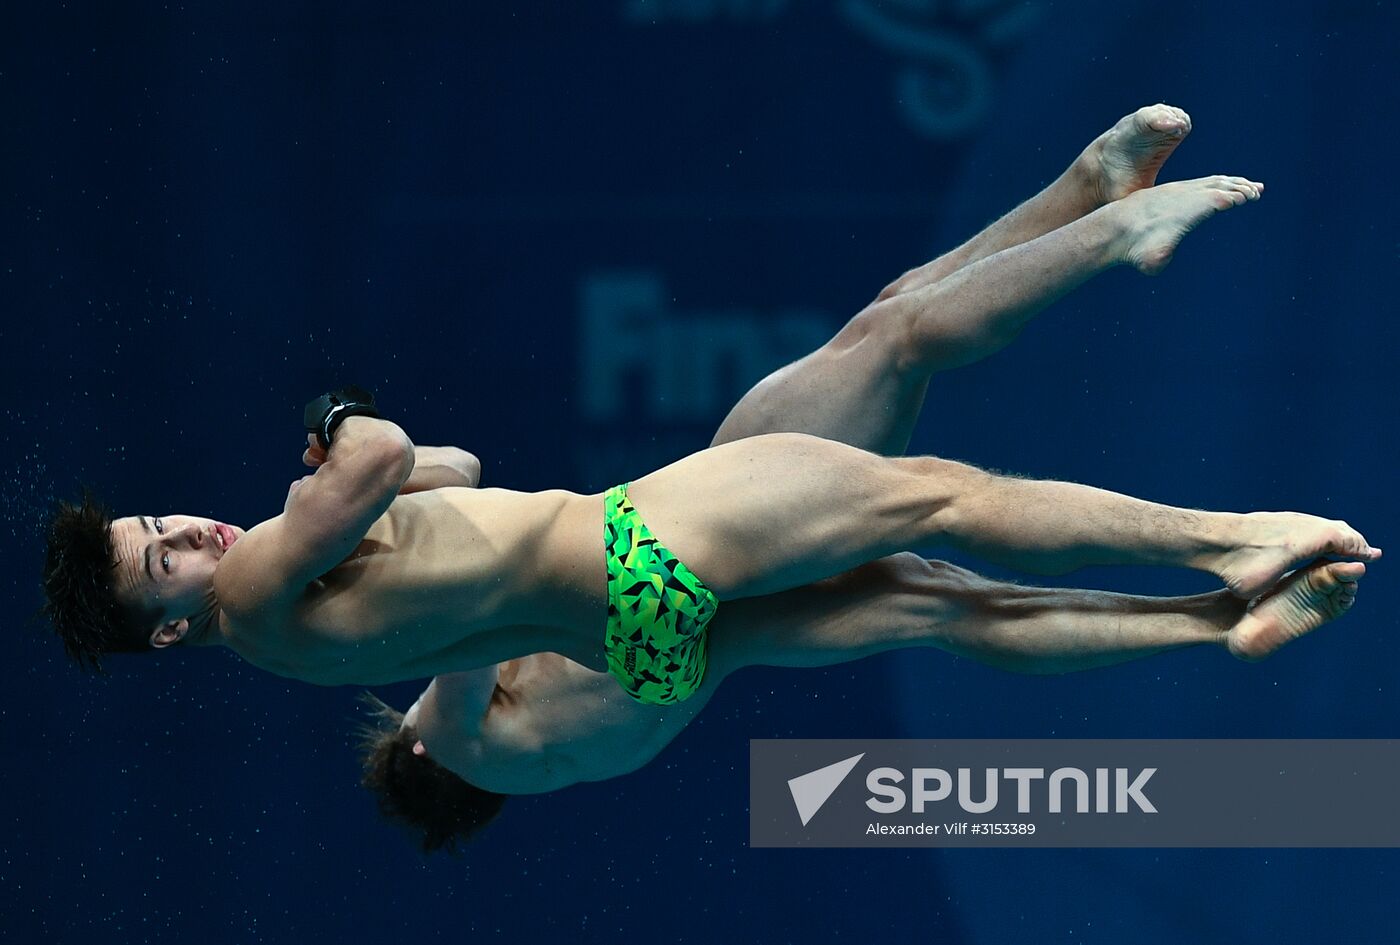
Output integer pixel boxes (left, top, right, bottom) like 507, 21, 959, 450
877, 103, 1192, 299
708, 554, 1363, 678
711, 104, 1192, 455
711, 173, 1261, 454
627, 432, 1379, 602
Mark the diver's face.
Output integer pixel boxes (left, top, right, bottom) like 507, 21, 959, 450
402, 691, 430, 757
402, 693, 425, 730
110, 514, 245, 646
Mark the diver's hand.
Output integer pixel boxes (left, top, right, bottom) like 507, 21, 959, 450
303, 433, 328, 468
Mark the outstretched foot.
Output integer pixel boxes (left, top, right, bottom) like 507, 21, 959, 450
1226, 560, 1363, 661
1109, 175, 1264, 274
1082, 103, 1193, 206
1208, 511, 1381, 600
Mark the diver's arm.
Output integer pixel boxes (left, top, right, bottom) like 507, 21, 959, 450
304, 441, 479, 492
220, 415, 414, 611
399, 446, 481, 493
426, 666, 501, 735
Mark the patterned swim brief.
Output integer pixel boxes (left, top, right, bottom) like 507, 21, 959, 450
603, 482, 719, 705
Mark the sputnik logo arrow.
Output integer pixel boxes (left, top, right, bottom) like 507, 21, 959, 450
787, 753, 865, 826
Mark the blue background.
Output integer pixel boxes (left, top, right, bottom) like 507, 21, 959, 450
2, 2, 1396, 942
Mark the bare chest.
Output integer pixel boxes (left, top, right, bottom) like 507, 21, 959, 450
226, 488, 607, 685
465, 657, 708, 790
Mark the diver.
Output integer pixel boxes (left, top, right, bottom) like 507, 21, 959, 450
348, 105, 1377, 849
41, 107, 1376, 850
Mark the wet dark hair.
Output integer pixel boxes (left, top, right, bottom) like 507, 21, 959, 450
358, 693, 508, 853
38, 488, 158, 672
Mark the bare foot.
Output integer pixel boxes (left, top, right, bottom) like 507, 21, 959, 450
1109, 176, 1264, 274
1208, 511, 1381, 600
1226, 560, 1363, 661
1082, 103, 1193, 205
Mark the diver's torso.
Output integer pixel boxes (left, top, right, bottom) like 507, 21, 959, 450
424, 652, 716, 794
226, 486, 610, 685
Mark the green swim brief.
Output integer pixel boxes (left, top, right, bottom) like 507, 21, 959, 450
603, 482, 720, 705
